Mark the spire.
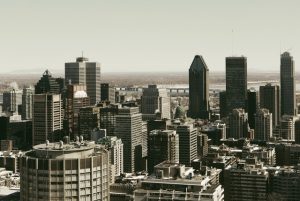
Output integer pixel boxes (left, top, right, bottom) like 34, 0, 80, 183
189, 55, 209, 73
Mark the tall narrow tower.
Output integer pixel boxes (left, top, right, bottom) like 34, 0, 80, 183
188, 55, 209, 119
280, 52, 296, 116
226, 57, 247, 115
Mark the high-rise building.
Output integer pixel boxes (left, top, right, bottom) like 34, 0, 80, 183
65, 84, 90, 138
219, 91, 227, 118
228, 108, 248, 139
114, 107, 143, 173
35, 70, 62, 94
78, 106, 100, 140
247, 88, 257, 129
255, 108, 272, 141
197, 133, 208, 157
177, 124, 197, 166
20, 141, 110, 201
148, 130, 179, 173
141, 85, 170, 121
259, 83, 280, 127
188, 55, 209, 119
224, 160, 269, 201
2, 89, 18, 114
32, 94, 63, 145
271, 166, 300, 201
100, 104, 119, 136
97, 136, 124, 177
226, 57, 247, 114
65, 57, 101, 104
279, 115, 297, 141
295, 119, 300, 144
280, 52, 297, 116
101, 83, 116, 104
21, 87, 34, 120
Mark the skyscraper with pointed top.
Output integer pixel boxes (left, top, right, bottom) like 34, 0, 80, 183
188, 55, 209, 119
280, 52, 297, 116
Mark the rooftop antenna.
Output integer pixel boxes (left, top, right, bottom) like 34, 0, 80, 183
82, 51, 84, 58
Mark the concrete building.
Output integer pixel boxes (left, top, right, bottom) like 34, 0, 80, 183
201, 120, 227, 145
78, 106, 100, 140
101, 83, 116, 104
32, 94, 63, 145
254, 108, 272, 141
114, 107, 144, 173
279, 115, 297, 141
280, 52, 297, 116
141, 85, 170, 121
21, 87, 34, 120
188, 55, 210, 119
177, 124, 197, 166
228, 108, 248, 139
226, 57, 247, 115
65, 84, 90, 138
65, 57, 101, 105
97, 136, 123, 177
20, 141, 110, 201
224, 159, 269, 201
259, 83, 280, 127
271, 166, 300, 201
2, 89, 22, 115
148, 130, 179, 173
134, 161, 224, 201
275, 143, 300, 166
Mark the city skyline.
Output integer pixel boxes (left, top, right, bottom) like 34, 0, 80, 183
0, 1, 300, 73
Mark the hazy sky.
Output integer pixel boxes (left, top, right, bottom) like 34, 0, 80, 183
0, 0, 299, 73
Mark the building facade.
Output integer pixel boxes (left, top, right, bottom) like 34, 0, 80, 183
280, 52, 297, 116
226, 57, 247, 115
188, 55, 209, 119
65, 57, 101, 105
20, 141, 110, 201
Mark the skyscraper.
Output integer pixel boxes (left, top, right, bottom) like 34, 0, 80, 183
148, 130, 179, 173
101, 83, 116, 103
65, 84, 90, 138
78, 106, 100, 140
228, 108, 248, 139
255, 108, 272, 141
247, 88, 257, 129
65, 57, 101, 104
141, 85, 170, 121
188, 55, 209, 119
177, 123, 197, 166
21, 87, 34, 120
259, 83, 280, 127
280, 52, 296, 116
226, 57, 247, 114
20, 141, 110, 201
114, 107, 143, 173
32, 94, 63, 145
35, 70, 61, 94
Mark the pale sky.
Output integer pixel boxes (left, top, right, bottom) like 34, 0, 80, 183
0, 0, 299, 73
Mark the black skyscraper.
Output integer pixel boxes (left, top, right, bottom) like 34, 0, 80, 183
226, 57, 247, 115
247, 89, 257, 129
280, 52, 296, 116
188, 55, 209, 119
